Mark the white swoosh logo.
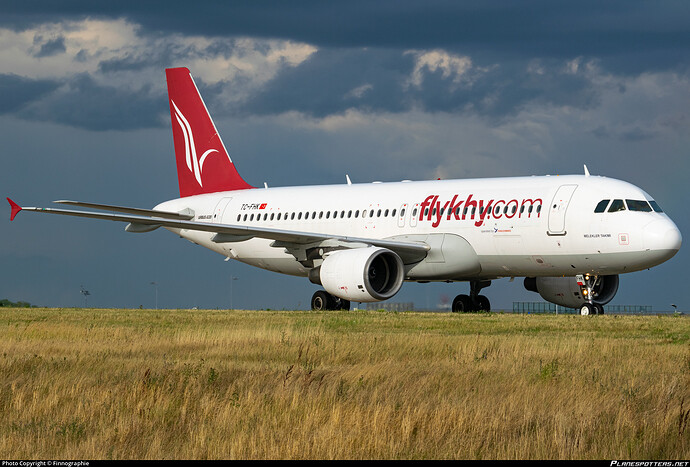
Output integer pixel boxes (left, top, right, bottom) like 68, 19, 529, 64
171, 99, 218, 187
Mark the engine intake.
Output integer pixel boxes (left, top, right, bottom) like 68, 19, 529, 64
311, 247, 404, 302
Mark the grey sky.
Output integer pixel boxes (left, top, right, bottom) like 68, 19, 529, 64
1, 1, 687, 310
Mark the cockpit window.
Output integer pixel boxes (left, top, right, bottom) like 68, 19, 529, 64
649, 200, 663, 213
608, 199, 626, 212
626, 200, 652, 212
594, 199, 610, 213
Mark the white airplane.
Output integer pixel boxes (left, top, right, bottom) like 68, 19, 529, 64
7, 67, 682, 315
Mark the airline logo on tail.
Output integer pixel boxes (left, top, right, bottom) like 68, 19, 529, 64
171, 99, 218, 187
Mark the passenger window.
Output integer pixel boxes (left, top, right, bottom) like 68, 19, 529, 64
264, 213, 268, 221
594, 199, 610, 213
537, 205, 541, 214
626, 200, 652, 212
377, 209, 381, 217
291, 213, 295, 220
319, 212, 323, 219
392, 209, 396, 217
312, 212, 316, 219
608, 199, 626, 212
649, 200, 663, 213
412, 208, 417, 217
370, 210, 374, 217
270, 213, 274, 221
348, 210, 352, 218
325, 211, 330, 219
355, 210, 360, 218
243, 214, 247, 221
385, 209, 389, 217
250, 214, 254, 221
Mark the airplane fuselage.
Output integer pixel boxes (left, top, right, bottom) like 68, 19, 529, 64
156, 174, 681, 282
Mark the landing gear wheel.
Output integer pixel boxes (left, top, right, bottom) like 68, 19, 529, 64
311, 291, 333, 311
311, 291, 349, 311
580, 303, 594, 316
474, 295, 491, 312
452, 294, 473, 313
594, 303, 604, 315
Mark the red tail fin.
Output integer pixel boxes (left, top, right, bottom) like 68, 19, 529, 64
165, 67, 253, 197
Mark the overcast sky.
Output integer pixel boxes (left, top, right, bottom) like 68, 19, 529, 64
1, 1, 688, 311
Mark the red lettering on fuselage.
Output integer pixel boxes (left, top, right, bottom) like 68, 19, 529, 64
419, 194, 543, 227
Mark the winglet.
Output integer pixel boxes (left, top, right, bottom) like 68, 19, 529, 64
7, 198, 22, 221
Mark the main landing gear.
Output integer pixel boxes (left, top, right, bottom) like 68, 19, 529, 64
452, 280, 492, 313
311, 290, 351, 311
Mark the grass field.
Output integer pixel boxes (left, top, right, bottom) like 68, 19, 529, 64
0, 307, 688, 459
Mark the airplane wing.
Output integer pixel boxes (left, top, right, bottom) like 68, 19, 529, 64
7, 198, 430, 263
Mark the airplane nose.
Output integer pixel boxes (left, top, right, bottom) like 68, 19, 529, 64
643, 218, 682, 257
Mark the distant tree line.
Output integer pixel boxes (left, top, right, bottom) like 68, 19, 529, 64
0, 299, 33, 308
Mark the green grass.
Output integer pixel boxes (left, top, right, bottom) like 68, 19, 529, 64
0, 308, 688, 459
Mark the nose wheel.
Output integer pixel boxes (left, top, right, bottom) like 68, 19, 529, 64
579, 302, 604, 315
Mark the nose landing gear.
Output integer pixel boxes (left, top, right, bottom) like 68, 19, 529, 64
577, 274, 605, 315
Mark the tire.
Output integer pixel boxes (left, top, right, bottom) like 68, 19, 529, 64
580, 303, 594, 316
452, 294, 473, 313
311, 291, 331, 311
594, 303, 604, 315
475, 295, 491, 312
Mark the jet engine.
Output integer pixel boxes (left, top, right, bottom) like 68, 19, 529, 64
524, 275, 619, 308
309, 247, 404, 302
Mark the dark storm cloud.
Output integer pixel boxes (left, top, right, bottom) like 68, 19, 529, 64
20, 74, 167, 131
243, 50, 601, 119
242, 48, 413, 118
2, 0, 690, 71
0, 73, 61, 114
33, 35, 67, 57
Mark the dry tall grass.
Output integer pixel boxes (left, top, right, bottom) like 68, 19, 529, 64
0, 308, 687, 459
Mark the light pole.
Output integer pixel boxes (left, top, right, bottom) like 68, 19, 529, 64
150, 282, 158, 310
80, 286, 90, 308
230, 276, 239, 310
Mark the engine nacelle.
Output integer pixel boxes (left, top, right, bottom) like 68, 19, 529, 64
312, 247, 404, 302
524, 275, 619, 308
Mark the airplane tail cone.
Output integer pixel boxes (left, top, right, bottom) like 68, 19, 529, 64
165, 67, 254, 197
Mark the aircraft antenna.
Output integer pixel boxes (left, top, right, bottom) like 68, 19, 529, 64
584, 165, 590, 177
